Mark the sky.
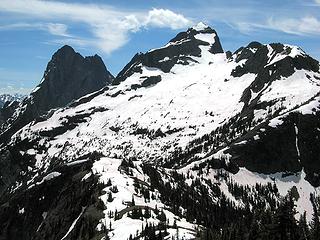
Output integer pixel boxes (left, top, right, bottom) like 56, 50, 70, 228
0, 0, 320, 94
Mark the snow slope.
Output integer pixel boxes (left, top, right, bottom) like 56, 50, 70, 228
15, 38, 320, 170
2, 24, 320, 239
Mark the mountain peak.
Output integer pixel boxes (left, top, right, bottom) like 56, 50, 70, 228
33, 46, 114, 106
53, 45, 76, 57
57, 44, 74, 52
115, 24, 224, 84
192, 22, 209, 31
2, 23, 320, 240
0, 46, 114, 143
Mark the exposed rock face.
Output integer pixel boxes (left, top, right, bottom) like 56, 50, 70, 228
0, 157, 104, 240
233, 42, 319, 108
0, 45, 114, 143
227, 111, 320, 187
217, 43, 320, 185
1, 24, 320, 240
32, 45, 113, 111
0, 94, 25, 126
0, 101, 20, 126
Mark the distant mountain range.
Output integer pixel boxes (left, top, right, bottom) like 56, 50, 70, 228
0, 93, 25, 108
0, 22, 319, 240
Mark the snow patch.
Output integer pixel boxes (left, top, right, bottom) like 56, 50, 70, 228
192, 22, 209, 31
61, 207, 86, 240
19, 208, 25, 214
294, 123, 301, 162
232, 168, 317, 221
269, 118, 284, 128
194, 33, 216, 45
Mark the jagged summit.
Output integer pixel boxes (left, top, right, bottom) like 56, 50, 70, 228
51, 45, 107, 72
0, 93, 25, 108
0, 94, 24, 127
167, 22, 223, 53
232, 42, 319, 79
114, 24, 224, 85
0, 45, 114, 143
1, 23, 320, 240
31, 44, 113, 109
233, 41, 309, 62
54, 44, 75, 55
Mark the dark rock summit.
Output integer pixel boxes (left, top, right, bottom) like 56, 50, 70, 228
30, 45, 113, 112
0, 45, 114, 143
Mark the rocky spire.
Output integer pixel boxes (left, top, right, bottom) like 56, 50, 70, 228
0, 45, 114, 142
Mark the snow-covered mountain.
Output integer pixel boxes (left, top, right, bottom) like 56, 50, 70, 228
0, 23, 320, 240
0, 93, 25, 108
0, 93, 25, 129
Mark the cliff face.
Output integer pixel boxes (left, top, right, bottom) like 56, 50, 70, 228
31, 45, 113, 112
0, 45, 114, 143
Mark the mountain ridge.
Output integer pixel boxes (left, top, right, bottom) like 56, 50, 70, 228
0, 93, 25, 108
0, 24, 320, 240
114, 23, 223, 85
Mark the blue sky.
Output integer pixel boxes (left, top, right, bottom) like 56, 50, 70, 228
0, 0, 320, 94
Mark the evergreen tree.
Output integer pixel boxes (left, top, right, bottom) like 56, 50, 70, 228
298, 212, 310, 240
132, 195, 135, 206
107, 192, 113, 202
275, 195, 299, 240
310, 194, 320, 240
106, 178, 112, 187
115, 209, 118, 220
144, 207, 151, 219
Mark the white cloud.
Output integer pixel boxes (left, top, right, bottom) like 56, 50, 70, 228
0, 22, 71, 37
229, 16, 320, 36
0, 23, 36, 30
47, 23, 70, 37
266, 16, 320, 35
145, 8, 192, 29
0, 0, 192, 54
0, 85, 31, 95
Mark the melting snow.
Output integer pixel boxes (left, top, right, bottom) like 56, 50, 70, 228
232, 168, 318, 221
93, 158, 197, 240
60, 207, 86, 240
294, 123, 301, 162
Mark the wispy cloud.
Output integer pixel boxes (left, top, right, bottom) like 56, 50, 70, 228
231, 16, 320, 36
266, 16, 320, 35
0, 0, 192, 54
46, 23, 70, 37
180, 1, 320, 38
0, 22, 71, 37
